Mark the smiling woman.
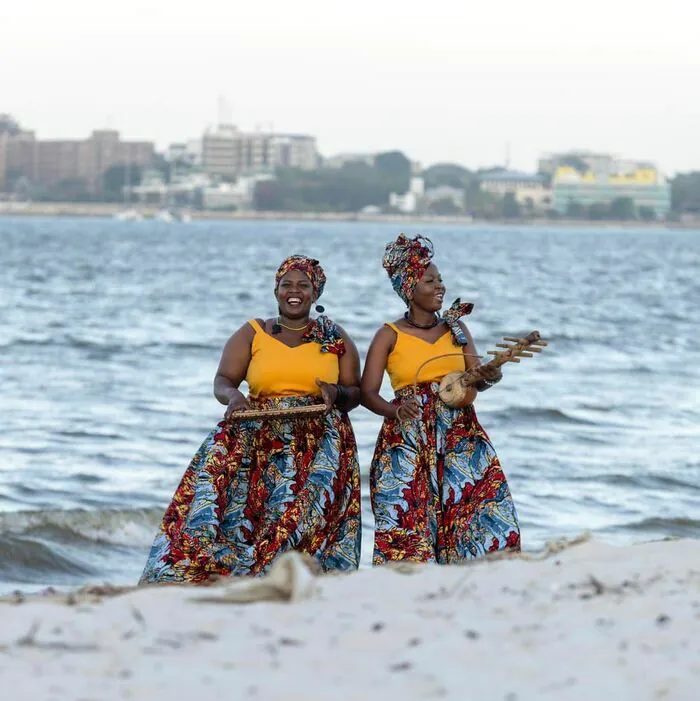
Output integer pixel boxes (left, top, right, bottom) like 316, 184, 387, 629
361, 234, 520, 566
140, 255, 362, 583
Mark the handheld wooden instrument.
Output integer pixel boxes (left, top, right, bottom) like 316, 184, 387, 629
414, 331, 548, 409
226, 404, 328, 422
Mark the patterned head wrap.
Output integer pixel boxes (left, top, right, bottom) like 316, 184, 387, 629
382, 234, 434, 305
275, 255, 326, 299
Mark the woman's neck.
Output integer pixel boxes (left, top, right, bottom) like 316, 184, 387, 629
278, 313, 310, 328
406, 306, 437, 326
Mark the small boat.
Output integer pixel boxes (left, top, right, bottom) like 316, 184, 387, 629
113, 209, 143, 221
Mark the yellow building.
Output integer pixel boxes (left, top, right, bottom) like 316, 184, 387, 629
550, 154, 670, 218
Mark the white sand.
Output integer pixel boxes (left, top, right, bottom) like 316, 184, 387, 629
1, 537, 699, 701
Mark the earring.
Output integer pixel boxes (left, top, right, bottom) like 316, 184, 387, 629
315, 305, 325, 314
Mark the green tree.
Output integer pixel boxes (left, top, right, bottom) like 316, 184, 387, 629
638, 205, 656, 222
608, 197, 636, 220
102, 164, 143, 201
44, 178, 92, 202
502, 192, 521, 218
152, 153, 172, 183
560, 155, 589, 175
670, 172, 700, 214
373, 151, 411, 180
463, 188, 499, 219
423, 163, 473, 190
566, 200, 585, 218
428, 197, 461, 215
587, 202, 609, 220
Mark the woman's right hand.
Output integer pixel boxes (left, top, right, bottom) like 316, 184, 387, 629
224, 390, 251, 419
394, 397, 421, 421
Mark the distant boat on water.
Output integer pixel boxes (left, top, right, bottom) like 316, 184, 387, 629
155, 208, 192, 223
113, 208, 143, 221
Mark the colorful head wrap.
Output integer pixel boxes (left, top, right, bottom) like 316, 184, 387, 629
382, 234, 434, 305
275, 255, 326, 299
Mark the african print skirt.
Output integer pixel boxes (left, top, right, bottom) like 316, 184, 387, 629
140, 395, 361, 583
370, 383, 520, 565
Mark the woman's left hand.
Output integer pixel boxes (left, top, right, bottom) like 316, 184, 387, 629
476, 364, 503, 383
316, 379, 339, 413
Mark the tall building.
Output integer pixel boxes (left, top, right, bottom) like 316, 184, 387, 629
201, 125, 318, 180
1, 126, 154, 195
545, 152, 671, 218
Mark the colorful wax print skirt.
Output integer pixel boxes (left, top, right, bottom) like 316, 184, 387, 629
370, 382, 520, 565
140, 396, 361, 583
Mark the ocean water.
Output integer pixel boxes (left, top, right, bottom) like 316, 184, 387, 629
1, 216, 699, 592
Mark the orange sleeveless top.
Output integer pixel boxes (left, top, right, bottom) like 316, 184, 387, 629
385, 322, 466, 392
245, 320, 340, 398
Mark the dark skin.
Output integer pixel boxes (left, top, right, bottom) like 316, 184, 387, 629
214, 269, 361, 417
361, 262, 502, 421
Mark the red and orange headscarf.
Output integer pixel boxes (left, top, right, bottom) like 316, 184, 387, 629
382, 234, 434, 305
275, 255, 326, 299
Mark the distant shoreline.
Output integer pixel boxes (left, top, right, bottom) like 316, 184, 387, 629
1, 201, 698, 229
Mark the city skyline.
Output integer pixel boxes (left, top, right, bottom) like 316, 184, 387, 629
4, 0, 700, 175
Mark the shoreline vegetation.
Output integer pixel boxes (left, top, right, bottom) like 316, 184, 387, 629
1, 536, 698, 699
1, 201, 698, 228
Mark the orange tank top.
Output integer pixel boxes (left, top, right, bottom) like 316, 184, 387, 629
245, 320, 340, 398
385, 322, 467, 392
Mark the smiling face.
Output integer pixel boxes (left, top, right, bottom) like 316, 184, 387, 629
275, 269, 315, 319
410, 262, 445, 313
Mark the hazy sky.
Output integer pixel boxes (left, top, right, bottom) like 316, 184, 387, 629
3, 1, 699, 174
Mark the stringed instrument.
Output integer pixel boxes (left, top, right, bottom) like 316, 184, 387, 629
414, 331, 548, 409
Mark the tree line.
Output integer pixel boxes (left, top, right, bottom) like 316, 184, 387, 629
6, 147, 700, 220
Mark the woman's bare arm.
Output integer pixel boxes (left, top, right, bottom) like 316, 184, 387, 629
361, 326, 420, 419
335, 325, 362, 412
213, 323, 255, 412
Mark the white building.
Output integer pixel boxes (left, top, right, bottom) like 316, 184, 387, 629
166, 139, 202, 168
389, 173, 425, 214
201, 125, 318, 179
478, 170, 552, 210
201, 173, 275, 211
423, 185, 465, 210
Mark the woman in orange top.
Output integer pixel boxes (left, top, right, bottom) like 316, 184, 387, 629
362, 234, 520, 565
141, 255, 362, 582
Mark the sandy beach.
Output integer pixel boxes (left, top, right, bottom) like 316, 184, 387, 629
1, 536, 698, 700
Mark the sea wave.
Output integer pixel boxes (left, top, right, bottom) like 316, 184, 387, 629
616, 516, 700, 538
0, 507, 162, 548
0, 507, 162, 584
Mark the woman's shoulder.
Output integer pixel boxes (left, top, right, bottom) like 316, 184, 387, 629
369, 321, 401, 344
382, 319, 405, 334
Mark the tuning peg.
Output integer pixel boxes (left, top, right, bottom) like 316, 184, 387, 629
495, 343, 512, 349
517, 351, 534, 358
526, 347, 542, 353
507, 357, 521, 363
503, 336, 524, 343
